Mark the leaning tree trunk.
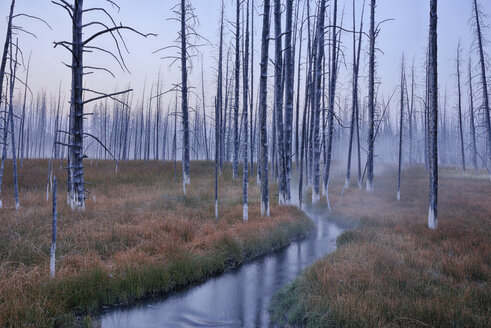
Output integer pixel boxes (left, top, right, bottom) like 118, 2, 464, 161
367, 0, 376, 191
181, 0, 190, 192
472, 0, 490, 175
468, 58, 478, 172
428, 0, 438, 229
259, 0, 271, 217
0, 0, 15, 209
456, 43, 465, 172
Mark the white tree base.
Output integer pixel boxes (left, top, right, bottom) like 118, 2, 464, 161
428, 206, 437, 229
261, 200, 270, 217
215, 200, 218, 219
243, 204, 248, 221
50, 243, 56, 278
397, 190, 401, 201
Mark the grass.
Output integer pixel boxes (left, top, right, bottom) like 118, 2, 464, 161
270, 164, 491, 328
0, 159, 312, 327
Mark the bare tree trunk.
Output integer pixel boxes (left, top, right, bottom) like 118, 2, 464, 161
250, 0, 255, 176
473, 0, 491, 176
456, 42, 466, 172
50, 176, 57, 278
201, 63, 209, 161
0, 0, 14, 114
367, 0, 376, 191
19, 53, 30, 168
346, 0, 364, 189
233, 0, 241, 179
69, 0, 85, 210
284, 0, 294, 204
323, 0, 339, 210
242, 0, 250, 221
468, 58, 478, 172
259, 0, 271, 217
274, 0, 287, 204
180, 0, 190, 192
428, 0, 438, 229
397, 56, 405, 201
8, 39, 19, 209
312, 0, 326, 202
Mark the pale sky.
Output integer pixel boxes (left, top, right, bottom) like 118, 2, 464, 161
1, 0, 490, 112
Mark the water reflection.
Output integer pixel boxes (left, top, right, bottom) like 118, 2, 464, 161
100, 208, 344, 328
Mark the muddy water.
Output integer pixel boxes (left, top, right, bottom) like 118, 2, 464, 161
99, 206, 344, 328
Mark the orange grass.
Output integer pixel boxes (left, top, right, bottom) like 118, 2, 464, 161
0, 159, 312, 327
271, 164, 490, 328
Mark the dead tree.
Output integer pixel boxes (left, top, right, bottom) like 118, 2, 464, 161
274, 0, 287, 204
456, 42, 466, 172
53, 0, 154, 209
283, 0, 294, 204
367, 0, 376, 191
468, 58, 478, 172
428, 0, 438, 229
312, 0, 327, 202
259, 0, 271, 217
397, 55, 406, 201
472, 0, 490, 175
323, 0, 339, 210
345, 0, 365, 189
233, 0, 241, 179
242, 0, 250, 221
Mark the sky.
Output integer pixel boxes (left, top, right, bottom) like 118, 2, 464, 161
1, 0, 490, 112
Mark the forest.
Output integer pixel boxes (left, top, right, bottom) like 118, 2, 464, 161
0, 0, 489, 327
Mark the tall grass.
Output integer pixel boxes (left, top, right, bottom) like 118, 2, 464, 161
0, 160, 311, 327
271, 164, 490, 328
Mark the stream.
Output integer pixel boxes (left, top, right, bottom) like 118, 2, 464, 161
98, 206, 345, 328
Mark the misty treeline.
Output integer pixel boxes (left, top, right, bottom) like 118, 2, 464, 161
0, 0, 489, 228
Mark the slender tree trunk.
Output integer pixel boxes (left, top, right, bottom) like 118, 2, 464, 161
397, 56, 405, 201
468, 58, 478, 172
323, 0, 339, 210
312, 0, 326, 202
455, 43, 466, 172
233, 0, 241, 179
428, 0, 438, 229
274, 0, 287, 204
346, 0, 364, 189
284, 0, 294, 204
181, 0, 190, 192
473, 0, 491, 175
367, 0, 376, 191
69, 0, 85, 210
242, 0, 250, 221
259, 0, 271, 217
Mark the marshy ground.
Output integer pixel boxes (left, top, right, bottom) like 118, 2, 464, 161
0, 159, 310, 327
271, 164, 490, 328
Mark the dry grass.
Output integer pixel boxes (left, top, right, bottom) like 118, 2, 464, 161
271, 164, 490, 328
0, 159, 311, 327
